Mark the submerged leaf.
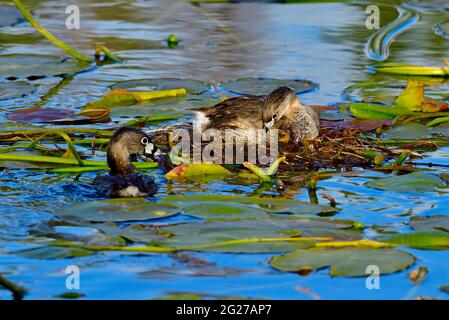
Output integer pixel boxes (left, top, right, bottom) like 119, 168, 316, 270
365, 172, 444, 193
222, 78, 318, 95
163, 194, 339, 216
6, 107, 110, 124
0, 54, 93, 80
58, 199, 181, 222
155, 217, 359, 253
270, 247, 415, 276
0, 81, 35, 100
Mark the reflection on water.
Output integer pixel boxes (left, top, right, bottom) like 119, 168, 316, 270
1, 0, 449, 299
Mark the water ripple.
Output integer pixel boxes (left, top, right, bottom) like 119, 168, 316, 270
365, 5, 420, 61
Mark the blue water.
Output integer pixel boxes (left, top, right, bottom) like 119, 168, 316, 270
1, 0, 449, 299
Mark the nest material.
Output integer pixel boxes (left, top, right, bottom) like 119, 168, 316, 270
280, 128, 391, 171
149, 126, 389, 170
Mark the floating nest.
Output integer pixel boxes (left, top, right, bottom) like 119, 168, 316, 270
279, 128, 391, 171
149, 126, 392, 171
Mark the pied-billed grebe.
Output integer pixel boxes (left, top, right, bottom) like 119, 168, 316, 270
193, 86, 320, 142
93, 127, 158, 197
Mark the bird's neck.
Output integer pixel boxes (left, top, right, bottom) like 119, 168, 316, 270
107, 144, 136, 175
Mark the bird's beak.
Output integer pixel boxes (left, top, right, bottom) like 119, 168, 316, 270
143, 142, 162, 161
264, 118, 276, 131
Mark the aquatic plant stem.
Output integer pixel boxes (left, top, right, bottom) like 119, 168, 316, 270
59, 132, 84, 166
0, 274, 27, 300
0, 153, 157, 169
12, 0, 92, 62
48, 236, 333, 253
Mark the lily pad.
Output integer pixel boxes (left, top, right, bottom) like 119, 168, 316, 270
221, 78, 318, 96
0, 55, 93, 80
269, 247, 415, 276
15, 246, 93, 260
410, 215, 449, 233
165, 163, 231, 183
383, 232, 449, 250
6, 107, 111, 125
163, 194, 338, 217
111, 78, 211, 95
0, 5, 23, 28
155, 217, 360, 253
57, 199, 181, 222
0, 82, 35, 100
365, 172, 444, 193
381, 123, 430, 140
30, 221, 125, 246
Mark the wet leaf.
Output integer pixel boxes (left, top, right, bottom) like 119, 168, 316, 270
6, 106, 111, 124
0, 54, 93, 80
58, 198, 181, 222
163, 194, 339, 216
341, 119, 392, 131
381, 123, 430, 140
16, 246, 93, 259
155, 217, 360, 253
365, 172, 444, 193
410, 215, 449, 233
86, 88, 186, 109
112, 78, 211, 95
394, 81, 424, 111
270, 247, 415, 276
383, 232, 449, 249
55, 292, 86, 299
0, 81, 35, 100
427, 116, 449, 127
350, 103, 417, 120
374, 62, 449, 77
222, 78, 318, 95
165, 163, 231, 182
394, 81, 449, 112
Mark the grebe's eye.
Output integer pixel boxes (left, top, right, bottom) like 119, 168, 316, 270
141, 137, 149, 145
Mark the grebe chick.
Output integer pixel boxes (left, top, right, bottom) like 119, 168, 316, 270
93, 127, 158, 198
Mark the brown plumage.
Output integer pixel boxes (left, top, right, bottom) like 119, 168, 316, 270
193, 86, 320, 142
94, 127, 158, 197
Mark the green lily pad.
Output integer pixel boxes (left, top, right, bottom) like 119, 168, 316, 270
58, 199, 181, 222
383, 232, 449, 250
16, 246, 93, 260
55, 292, 86, 299
0, 82, 35, 100
163, 194, 338, 218
0, 54, 93, 80
111, 78, 211, 94
221, 78, 318, 95
0, 5, 23, 28
30, 221, 126, 246
156, 292, 250, 300
365, 172, 444, 193
381, 123, 430, 140
270, 247, 415, 277
181, 202, 268, 219
410, 215, 449, 233
154, 217, 360, 253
